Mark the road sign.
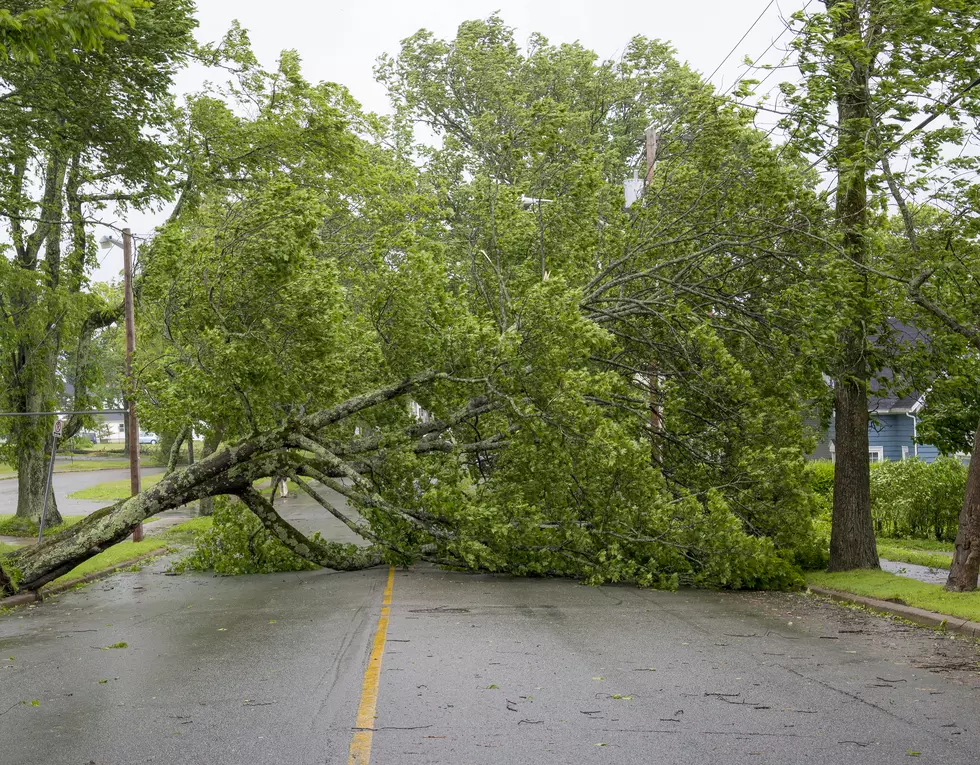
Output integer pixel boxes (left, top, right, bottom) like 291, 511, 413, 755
52, 419, 64, 437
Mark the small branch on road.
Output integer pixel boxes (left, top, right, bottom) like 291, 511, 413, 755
351, 725, 433, 731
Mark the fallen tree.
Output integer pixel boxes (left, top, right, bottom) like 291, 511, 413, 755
0, 360, 813, 596
0, 372, 492, 595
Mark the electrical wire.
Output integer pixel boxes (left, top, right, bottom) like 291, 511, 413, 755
705, 0, 778, 88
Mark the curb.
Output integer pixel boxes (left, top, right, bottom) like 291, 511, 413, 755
0, 548, 167, 609
809, 585, 980, 638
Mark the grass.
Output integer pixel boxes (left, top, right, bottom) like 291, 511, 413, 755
0, 514, 86, 538
43, 539, 170, 589
875, 536, 954, 570
877, 536, 955, 553
68, 473, 163, 501
878, 545, 952, 570
160, 516, 213, 544
0, 459, 133, 478
807, 569, 980, 624
0, 542, 19, 556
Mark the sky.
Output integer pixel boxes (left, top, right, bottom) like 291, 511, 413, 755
93, 0, 806, 282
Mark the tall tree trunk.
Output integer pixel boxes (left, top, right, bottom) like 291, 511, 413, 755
946, 420, 980, 591
13, 378, 63, 525
829, 379, 877, 570
826, 0, 877, 571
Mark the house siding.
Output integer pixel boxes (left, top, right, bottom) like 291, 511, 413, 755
870, 414, 913, 461
811, 413, 942, 463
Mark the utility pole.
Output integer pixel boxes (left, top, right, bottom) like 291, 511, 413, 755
123, 228, 143, 542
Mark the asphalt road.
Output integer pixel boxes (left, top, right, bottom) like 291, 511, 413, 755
2, 563, 980, 765
0, 466, 165, 517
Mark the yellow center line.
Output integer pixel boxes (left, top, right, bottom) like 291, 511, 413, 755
348, 566, 396, 765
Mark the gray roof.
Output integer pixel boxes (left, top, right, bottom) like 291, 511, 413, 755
868, 319, 929, 414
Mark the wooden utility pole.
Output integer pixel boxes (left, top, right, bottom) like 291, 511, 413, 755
645, 125, 658, 185
123, 228, 143, 542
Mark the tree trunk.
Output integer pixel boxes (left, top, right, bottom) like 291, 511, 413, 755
829, 379, 878, 570
165, 425, 189, 475
197, 428, 222, 516
946, 420, 980, 591
15, 435, 63, 526
826, 0, 877, 572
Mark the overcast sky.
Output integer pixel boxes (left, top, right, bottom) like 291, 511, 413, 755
95, 0, 806, 281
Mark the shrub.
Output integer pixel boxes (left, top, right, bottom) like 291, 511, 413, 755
870, 456, 966, 542
808, 457, 966, 542
808, 460, 835, 499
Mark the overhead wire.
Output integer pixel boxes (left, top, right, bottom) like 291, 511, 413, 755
704, 0, 778, 89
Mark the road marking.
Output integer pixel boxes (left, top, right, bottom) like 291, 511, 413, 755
348, 566, 395, 765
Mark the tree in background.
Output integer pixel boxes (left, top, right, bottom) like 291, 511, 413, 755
0, 0, 144, 62
0, 0, 195, 521
378, 15, 831, 570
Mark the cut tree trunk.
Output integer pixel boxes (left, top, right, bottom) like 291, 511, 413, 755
946, 419, 980, 591
828, 378, 878, 571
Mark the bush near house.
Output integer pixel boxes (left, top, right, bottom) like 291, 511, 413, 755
809, 457, 966, 542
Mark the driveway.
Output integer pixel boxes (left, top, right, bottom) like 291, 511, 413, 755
2, 563, 979, 764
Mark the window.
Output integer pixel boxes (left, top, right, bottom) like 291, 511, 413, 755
869, 447, 884, 463
901, 446, 909, 460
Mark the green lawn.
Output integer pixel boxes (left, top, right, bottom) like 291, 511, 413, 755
68, 473, 164, 501
160, 516, 213, 544
878, 536, 955, 553
808, 569, 980, 623
0, 514, 86, 538
877, 545, 952, 570
0, 459, 133, 479
43, 539, 170, 589
0, 541, 19, 556
875, 536, 954, 570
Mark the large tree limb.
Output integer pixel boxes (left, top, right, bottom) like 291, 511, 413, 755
236, 488, 383, 570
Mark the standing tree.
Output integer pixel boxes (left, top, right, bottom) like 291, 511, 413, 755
0, 0, 143, 62
785, 0, 980, 570
0, 0, 195, 522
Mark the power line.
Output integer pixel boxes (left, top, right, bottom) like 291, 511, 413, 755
705, 0, 778, 87
727, 0, 815, 100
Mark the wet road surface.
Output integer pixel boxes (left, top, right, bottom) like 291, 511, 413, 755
3, 562, 980, 764
0, 467, 165, 517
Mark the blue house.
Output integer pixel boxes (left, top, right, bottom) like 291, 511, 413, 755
812, 392, 941, 464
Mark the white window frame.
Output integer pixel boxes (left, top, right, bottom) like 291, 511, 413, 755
869, 446, 884, 463
901, 445, 909, 460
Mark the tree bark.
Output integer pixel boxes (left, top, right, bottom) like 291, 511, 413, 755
946, 420, 980, 591
15, 438, 62, 526
0, 372, 460, 595
829, 380, 878, 570
238, 488, 382, 569
165, 426, 190, 475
